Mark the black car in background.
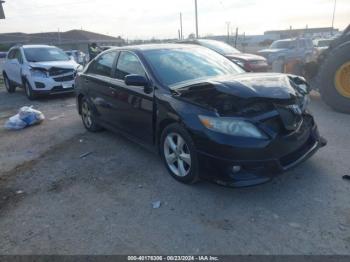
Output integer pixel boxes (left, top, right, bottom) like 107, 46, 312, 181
179, 39, 268, 72
75, 44, 326, 187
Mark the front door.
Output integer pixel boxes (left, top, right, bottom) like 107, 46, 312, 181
109, 51, 154, 144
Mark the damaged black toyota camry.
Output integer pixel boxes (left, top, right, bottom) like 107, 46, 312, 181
76, 44, 326, 187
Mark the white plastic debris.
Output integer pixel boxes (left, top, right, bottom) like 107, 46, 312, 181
4, 106, 45, 130
152, 201, 161, 209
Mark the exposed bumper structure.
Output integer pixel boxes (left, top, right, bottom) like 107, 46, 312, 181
28, 69, 76, 95
194, 115, 326, 187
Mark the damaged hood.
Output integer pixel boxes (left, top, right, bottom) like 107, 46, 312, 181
225, 53, 267, 62
171, 73, 309, 115
172, 73, 301, 100
29, 60, 79, 70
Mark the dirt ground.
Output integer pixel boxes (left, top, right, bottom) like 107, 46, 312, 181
0, 85, 349, 255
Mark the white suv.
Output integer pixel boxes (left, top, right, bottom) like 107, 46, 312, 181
2, 45, 80, 100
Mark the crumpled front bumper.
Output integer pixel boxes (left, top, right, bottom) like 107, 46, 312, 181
195, 118, 326, 187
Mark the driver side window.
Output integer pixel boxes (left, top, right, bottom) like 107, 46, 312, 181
115, 51, 146, 80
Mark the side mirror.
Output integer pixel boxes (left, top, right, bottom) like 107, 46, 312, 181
125, 74, 149, 87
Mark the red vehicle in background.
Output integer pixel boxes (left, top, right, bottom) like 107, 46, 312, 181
179, 39, 268, 72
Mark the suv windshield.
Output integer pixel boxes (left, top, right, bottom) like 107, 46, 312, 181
199, 39, 241, 55
24, 47, 70, 62
144, 47, 244, 87
270, 40, 296, 49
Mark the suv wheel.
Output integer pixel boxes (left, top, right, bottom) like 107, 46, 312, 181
24, 80, 36, 100
160, 123, 199, 184
81, 98, 102, 132
4, 75, 16, 93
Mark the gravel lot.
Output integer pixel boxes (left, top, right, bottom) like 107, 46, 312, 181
0, 84, 349, 255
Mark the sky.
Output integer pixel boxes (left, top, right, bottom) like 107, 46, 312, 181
1, 0, 349, 39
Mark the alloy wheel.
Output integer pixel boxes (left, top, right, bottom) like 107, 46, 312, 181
81, 101, 93, 128
163, 133, 191, 177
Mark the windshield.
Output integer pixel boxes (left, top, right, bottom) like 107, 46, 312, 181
270, 40, 295, 49
24, 47, 70, 62
198, 39, 241, 55
144, 47, 244, 87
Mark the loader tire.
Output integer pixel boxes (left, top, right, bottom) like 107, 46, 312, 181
318, 43, 350, 114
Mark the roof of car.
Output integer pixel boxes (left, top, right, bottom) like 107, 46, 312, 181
21, 44, 57, 49
108, 43, 200, 52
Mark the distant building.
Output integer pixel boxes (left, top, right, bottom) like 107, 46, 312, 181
0, 29, 125, 53
264, 27, 339, 40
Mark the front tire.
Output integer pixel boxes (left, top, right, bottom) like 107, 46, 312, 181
81, 98, 102, 132
160, 123, 199, 184
4, 75, 16, 93
24, 80, 36, 100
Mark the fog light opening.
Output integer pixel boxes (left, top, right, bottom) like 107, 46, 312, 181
232, 165, 242, 174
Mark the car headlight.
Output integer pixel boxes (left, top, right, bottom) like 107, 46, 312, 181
199, 115, 267, 139
30, 69, 48, 78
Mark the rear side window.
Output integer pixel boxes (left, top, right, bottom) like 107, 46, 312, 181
115, 51, 146, 80
7, 49, 16, 59
88, 52, 116, 77
14, 49, 23, 63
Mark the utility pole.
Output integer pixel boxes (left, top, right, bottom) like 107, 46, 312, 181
58, 28, 61, 45
0, 0, 5, 19
226, 22, 231, 44
194, 0, 199, 38
180, 12, 183, 40
243, 32, 246, 52
331, 0, 337, 35
234, 27, 238, 48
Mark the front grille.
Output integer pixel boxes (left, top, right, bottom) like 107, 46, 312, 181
275, 105, 303, 131
262, 117, 284, 134
54, 74, 74, 82
49, 68, 74, 76
51, 85, 74, 92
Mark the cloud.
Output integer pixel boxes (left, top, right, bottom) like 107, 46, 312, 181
1, 0, 349, 39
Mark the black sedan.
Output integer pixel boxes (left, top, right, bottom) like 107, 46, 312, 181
75, 44, 326, 187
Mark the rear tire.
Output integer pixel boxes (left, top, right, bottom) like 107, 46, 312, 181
318, 44, 350, 114
81, 97, 103, 132
160, 123, 200, 184
3, 74, 16, 93
24, 80, 36, 100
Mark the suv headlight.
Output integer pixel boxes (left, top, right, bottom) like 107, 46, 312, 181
199, 115, 267, 139
30, 69, 48, 78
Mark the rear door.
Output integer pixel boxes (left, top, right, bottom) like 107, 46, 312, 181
81, 51, 118, 123
109, 51, 154, 144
